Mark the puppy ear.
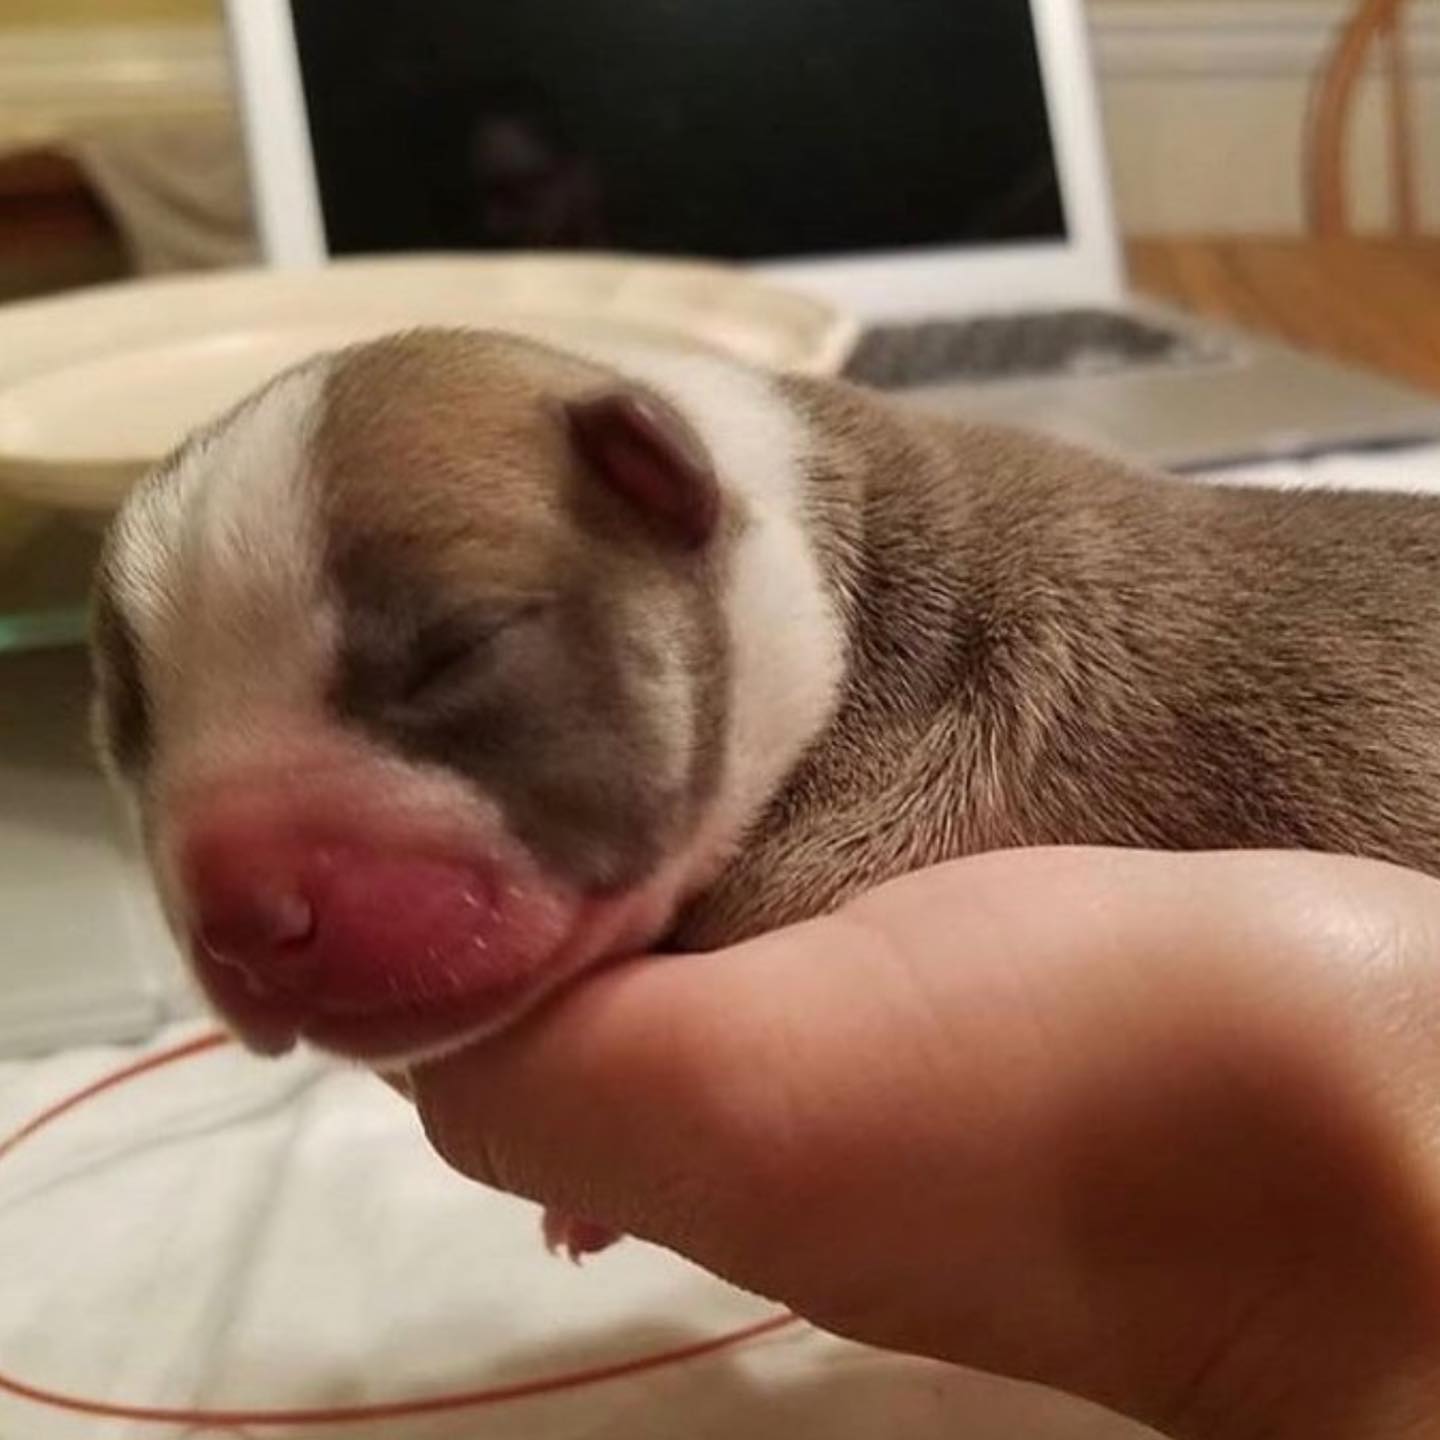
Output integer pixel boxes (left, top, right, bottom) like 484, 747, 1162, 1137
563, 388, 720, 551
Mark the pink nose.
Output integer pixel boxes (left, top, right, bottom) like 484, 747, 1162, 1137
179, 810, 505, 1022
184, 828, 325, 999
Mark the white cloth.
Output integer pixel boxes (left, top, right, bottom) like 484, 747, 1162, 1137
0, 1022, 1147, 1440
1195, 441, 1440, 495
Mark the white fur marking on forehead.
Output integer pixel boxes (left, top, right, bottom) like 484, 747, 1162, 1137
108, 440, 207, 644
187, 362, 329, 608
108, 361, 339, 774
110, 361, 332, 648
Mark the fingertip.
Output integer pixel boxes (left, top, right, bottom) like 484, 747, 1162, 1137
406, 952, 749, 1216
411, 1058, 504, 1191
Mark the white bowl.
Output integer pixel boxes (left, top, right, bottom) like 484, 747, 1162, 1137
0, 253, 857, 514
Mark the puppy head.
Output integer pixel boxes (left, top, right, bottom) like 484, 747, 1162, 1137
91, 329, 842, 1063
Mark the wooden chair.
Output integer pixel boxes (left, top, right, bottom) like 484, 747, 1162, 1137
1307, 0, 1418, 236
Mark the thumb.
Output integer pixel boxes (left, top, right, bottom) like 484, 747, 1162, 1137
409, 848, 1440, 1438
410, 919, 805, 1271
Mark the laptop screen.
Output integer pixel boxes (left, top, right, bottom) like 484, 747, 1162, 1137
289, 0, 1067, 262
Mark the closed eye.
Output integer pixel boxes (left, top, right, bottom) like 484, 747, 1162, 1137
403, 629, 481, 703
401, 600, 547, 704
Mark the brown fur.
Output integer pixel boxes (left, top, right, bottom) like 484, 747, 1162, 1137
676, 372, 1440, 948
93, 329, 1440, 969
315, 331, 733, 891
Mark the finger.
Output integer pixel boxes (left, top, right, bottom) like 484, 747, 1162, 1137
411, 847, 1440, 1431
409, 846, 1344, 1270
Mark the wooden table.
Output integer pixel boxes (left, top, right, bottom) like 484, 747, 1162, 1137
1127, 237, 1440, 397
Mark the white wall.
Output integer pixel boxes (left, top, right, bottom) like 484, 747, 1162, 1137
1092, 0, 1440, 232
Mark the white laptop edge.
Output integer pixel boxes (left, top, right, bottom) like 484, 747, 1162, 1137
221, 0, 327, 270
221, 0, 1127, 321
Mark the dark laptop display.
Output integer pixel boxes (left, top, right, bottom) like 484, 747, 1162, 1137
289, 0, 1067, 260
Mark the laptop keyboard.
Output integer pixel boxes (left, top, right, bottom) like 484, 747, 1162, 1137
842, 307, 1230, 390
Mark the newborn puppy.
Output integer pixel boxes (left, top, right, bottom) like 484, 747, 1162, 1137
91, 329, 842, 1070
93, 328, 1440, 1074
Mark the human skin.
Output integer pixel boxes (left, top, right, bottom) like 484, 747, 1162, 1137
410, 848, 1440, 1439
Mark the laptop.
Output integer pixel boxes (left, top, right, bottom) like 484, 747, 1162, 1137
222, 0, 1440, 472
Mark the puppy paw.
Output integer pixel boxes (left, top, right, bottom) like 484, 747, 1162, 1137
541, 1208, 623, 1262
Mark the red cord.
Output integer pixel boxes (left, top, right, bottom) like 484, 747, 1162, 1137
0, 1029, 801, 1428
0, 1030, 228, 1167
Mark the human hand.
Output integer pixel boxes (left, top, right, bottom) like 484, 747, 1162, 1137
410, 848, 1440, 1439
